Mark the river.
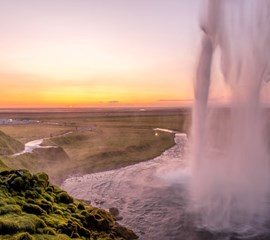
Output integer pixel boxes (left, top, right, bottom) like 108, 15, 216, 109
61, 133, 200, 240
12, 131, 73, 157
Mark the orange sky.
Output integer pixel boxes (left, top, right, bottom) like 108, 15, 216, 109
0, 0, 223, 108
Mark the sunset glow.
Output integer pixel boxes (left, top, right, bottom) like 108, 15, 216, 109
0, 0, 209, 108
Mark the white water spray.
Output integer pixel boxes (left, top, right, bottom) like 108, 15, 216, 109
191, 0, 270, 235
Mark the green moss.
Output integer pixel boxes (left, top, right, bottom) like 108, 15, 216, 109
15, 232, 34, 240
56, 192, 73, 204
34, 173, 49, 189
0, 214, 45, 234
36, 200, 53, 214
77, 202, 85, 210
22, 203, 46, 216
25, 190, 39, 199
43, 193, 54, 203
0, 169, 138, 240
11, 177, 25, 191
39, 227, 57, 235
0, 205, 21, 215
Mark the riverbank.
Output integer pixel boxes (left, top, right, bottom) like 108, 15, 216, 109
0, 109, 190, 185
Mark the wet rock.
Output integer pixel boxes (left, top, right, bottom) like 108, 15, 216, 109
109, 207, 123, 221
109, 207, 120, 217
114, 223, 139, 239
94, 198, 105, 205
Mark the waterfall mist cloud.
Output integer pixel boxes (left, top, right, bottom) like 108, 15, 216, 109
191, 0, 270, 235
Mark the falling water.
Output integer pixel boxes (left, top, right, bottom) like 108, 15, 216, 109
191, 0, 270, 236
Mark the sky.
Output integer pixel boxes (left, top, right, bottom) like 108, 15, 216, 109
0, 0, 206, 108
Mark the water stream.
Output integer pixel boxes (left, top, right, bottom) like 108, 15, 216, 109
12, 131, 72, 157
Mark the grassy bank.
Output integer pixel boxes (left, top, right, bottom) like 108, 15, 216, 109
0, 108, 190, 184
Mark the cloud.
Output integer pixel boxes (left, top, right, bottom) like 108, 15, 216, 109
158, 99, 193, 102
108, 101, 119, 104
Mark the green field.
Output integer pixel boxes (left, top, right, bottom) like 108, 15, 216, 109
0, 108, 190, 185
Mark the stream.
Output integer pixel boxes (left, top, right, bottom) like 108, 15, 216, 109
13, 131, 73, 157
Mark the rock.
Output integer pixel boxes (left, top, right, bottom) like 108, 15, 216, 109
109, 207, 123, 221
109, 207, 120, 217
115, 223, 139, 239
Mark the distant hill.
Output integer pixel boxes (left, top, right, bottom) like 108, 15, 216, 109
0, 130, 24, 155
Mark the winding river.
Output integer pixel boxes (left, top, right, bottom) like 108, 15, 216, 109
61, 133, 197, 240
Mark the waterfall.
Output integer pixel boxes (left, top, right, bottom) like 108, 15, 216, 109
191, 0, 270, 235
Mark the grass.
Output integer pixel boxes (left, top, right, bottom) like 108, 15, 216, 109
0, 131, 24, 155
0, 109, 190, 184
0, 125, 73, 144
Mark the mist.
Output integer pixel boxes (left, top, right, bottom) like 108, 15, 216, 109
191, 0, 270, 235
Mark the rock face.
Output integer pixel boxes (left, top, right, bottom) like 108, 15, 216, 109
0, 169, 138, 240
0, 131, 24, 155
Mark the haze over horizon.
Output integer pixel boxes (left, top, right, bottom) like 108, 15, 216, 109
0, 0, 227, 108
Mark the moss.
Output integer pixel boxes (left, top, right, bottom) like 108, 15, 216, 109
0, 219, 19, 234
25, 190, 39, 199
0, 169, 138, 239
0, 205, 21, 215
11, 177, 25, 191
34, 173, 49, 189
45, 185, 54, 193
114, 224, 139, 240
35, 187, 44, 195
15, 232, 34, 240
42, 213, 68, 229
84, 209, 112, 232
67, 203, 76, 213
0, 214, 45, 235
56, 192, 73, 204
54, 209, 64, 215
39, 227, 57, 235
36, 200, 53, 214
77, 202, 85, 210
22, 203, 46, 216
43, 192, 54, 203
